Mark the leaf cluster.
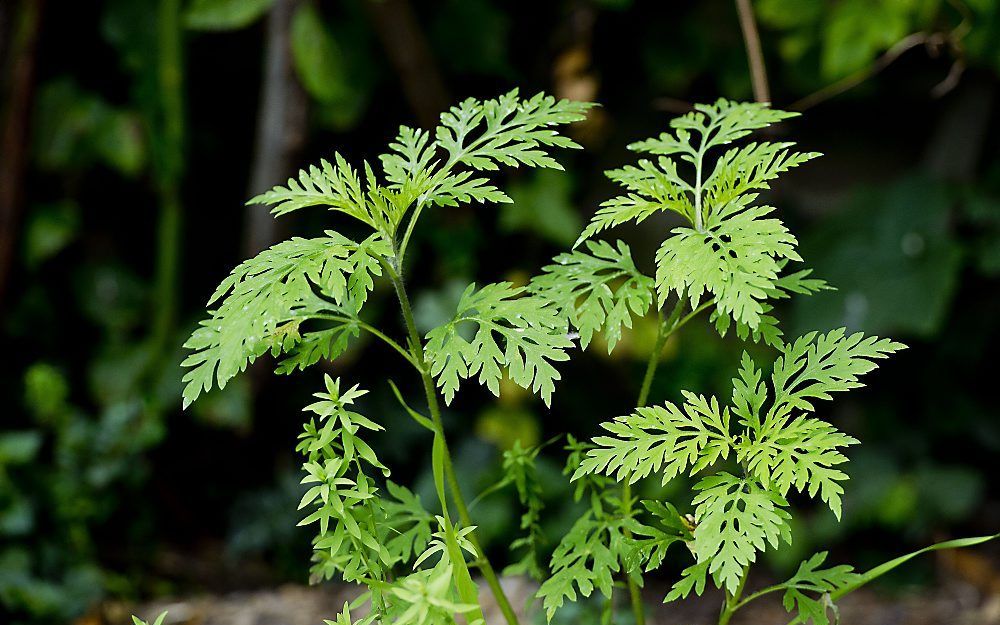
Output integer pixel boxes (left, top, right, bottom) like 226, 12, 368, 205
572, 330, 902, 598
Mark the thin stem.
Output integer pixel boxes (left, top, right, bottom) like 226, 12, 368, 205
151, 0, 184, 360
385, 261, 522, 625
693, 147, 705, 232
618, 299, 687, 625
358, 320, 421, 370
718, 567, 750, 625
306, 313, 420, 370
731, 583, 793, 612
735, 0, 771, 104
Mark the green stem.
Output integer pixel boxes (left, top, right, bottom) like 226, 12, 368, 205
386, 261, 521, 625
718, 567, 749, 625
151, 0, 184, 360
619, 299, 687, 625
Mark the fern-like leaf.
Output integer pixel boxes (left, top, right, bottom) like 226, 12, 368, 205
691, 473, 792, 593
181, 233, 389, 407
574, 393, 733, 485
770, 328, 906, 417
779, 552, 859, 625
580, 99, 816, 332
655, 200, 800, 329
742, 417, 857, 519
424, 282, 573, 406
536, 512, 624, 621
530, 239, 655, 352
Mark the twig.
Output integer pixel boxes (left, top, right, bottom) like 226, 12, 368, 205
791, 33, 935, 111
0, 0, 44, 309
364, 0, 448, 128
244, 0, 307, 256
735, 0, 770, 103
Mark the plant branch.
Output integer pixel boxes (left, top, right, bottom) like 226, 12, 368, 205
312, 313, 420, 370
618, 298, 687, 625
718, 566, 750, 625
385, 261, 522, 625
735, 0, 770, 103
791, 32, 940, 111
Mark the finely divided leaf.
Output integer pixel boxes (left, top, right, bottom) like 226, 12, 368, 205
536, 512, 622, 621
530, 239, 655, 352
424, 282, 573, 406
691, 473, 792, 593
742, 417, 857, 519
182, 233, 388, 407
770, 328, 906, 415
779, 552, 859, 625
655, 201, 800, 329
574, 393, 733, 485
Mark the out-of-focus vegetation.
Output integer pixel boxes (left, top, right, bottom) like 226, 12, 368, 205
1, 0, 998, 623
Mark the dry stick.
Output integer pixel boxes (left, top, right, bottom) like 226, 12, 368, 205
364, 0, 449, 128
0, 0, 43, 310
244, 0, 307, 257
791, 0, 971, 111
734, 0, 770, 104
791, 33, 937, 111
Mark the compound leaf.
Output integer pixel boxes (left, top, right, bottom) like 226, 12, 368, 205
574, 393, 733, 486
424, 282, 573, 406
530, 239, 654, 352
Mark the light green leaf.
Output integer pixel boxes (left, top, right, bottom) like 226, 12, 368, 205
182, 233, 389, 407
290, 3, 351, 103
425, 282, 573, 406
691, 473, 792, 593
574, 393, 733, 486
185, 0, 273, 30
530, 239, 654, 352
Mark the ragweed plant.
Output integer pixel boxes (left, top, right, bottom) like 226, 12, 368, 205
182, 90, 592, 625
182, 93, 996, 625
528, 100, 996, 625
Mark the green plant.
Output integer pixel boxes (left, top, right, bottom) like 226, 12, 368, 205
182, 90, 592, 625
182, 92, 997, 625
527, 100, 997, 625
132, 611, 167, 625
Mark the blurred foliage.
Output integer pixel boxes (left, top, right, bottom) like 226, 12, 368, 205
2, 0, 1000, 622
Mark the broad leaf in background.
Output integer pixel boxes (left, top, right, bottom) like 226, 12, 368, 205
502, 170, 582, 246
185, 0, 274, 31
22, 201, 80, 268
33, 79, 146, 176
792, 176, 961, 337
290, 2, 368, 129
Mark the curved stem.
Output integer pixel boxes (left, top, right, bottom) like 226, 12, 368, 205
357, 320, 421, 369
718, 567, 750, 625
385, 262, 522, 625
307, 313, 420, 370
731, 583, 795, 612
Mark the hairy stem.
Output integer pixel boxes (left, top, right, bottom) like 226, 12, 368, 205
386, 261, 521, 625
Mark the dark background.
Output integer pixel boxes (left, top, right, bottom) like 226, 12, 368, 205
2, 0, 999, 623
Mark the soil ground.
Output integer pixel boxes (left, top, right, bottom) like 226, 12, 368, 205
104, 576, 1000, 625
